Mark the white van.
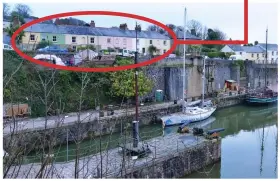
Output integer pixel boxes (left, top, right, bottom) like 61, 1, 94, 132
229, 55, 245, 61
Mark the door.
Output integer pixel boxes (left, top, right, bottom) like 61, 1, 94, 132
142, 48, 145, 54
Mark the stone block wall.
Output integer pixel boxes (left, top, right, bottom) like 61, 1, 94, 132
123, 139, 221, 178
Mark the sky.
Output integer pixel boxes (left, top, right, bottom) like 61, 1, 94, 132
5, 2, 278, 44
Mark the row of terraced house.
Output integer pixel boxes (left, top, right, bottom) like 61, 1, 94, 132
19, 20, 200, 55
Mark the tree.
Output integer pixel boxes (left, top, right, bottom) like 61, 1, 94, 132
36, 41, 53, 50
147, 25, 157, 31
187, 20, 202, 38
3, 3, 10, 18
110, 59, 153, 99
6, 24, 25, 44
135, 24, 141, 32
148, 45, 157, 55
10, 11, 25, 25
166, 24, 176, 32
14, 3, 32, 18
254, 41, 259, 45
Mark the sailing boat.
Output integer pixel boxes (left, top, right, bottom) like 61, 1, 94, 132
160, 8, 216, 128
246, 28, 278, 105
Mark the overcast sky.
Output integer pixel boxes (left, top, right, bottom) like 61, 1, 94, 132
6, 2, 278, 44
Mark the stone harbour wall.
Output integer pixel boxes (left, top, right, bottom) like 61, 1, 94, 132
123, 139, 221, 178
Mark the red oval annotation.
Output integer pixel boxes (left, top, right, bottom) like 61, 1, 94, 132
11, 11, 178, 72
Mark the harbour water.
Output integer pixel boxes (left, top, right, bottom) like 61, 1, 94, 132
26, 104, 278, 178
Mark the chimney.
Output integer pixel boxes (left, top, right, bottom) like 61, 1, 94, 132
54, 18, 60, 25
90, 20, 95, 27
12, 16, 21, 27
190, 29, 196, 36
119, 23, 128, 30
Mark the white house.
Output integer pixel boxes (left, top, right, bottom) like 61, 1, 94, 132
220, 45, 246, 59
257, 43, 278, 64
221, 44, 278, 64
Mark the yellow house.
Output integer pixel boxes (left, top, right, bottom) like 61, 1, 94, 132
21, 32, 40, 50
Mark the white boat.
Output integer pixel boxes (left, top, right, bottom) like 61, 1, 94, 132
161, 106, 216, 127
160, 8, 216, 128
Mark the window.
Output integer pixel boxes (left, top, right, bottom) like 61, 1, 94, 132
150, 40, 152, 44
272, 51, 274, 56
41, 35, 46, 41
240, 52, 242, 55
163, 49, 166, 53
123, 38, 126, 45
30, 34, 35, 41
90, 37, 94, 43
107, 38, 111, 43
72, 36, 76, 43
262, 53, 265, 57
272, 58, 274, 61
163, 41, 166, 45
251, 53, 254, 58
73, 46, 76, 50
136, 39, 139, 45
53, 36, 57, 42
142, 48, 145, 53
257, 53, 259, 58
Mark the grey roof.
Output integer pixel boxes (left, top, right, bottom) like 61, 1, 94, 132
24, 18, 36, 23
228, 45, 244, 51
24, 24, 171, 39
175, 30, 201, 40
257, 43, 278, 51
227, 44, 265, 53
241, 46, 264, 53
3, 32, 11, 45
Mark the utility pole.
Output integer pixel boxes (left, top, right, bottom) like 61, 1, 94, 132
133, 21, 139, 148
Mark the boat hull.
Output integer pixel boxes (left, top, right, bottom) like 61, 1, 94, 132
245, 97, 278, 105
161, 107, 216, 127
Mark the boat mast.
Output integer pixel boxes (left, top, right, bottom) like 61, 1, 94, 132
202, 56, 206, 106
182, 7, 186, 112
133, 21, 139, 148
264, 28, 268, 87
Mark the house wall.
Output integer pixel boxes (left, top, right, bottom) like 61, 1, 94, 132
22, 32, 41, 44
65, 34, 88, 45
244, 52, 265, 63
268, 51, 278, 63
96, 36, 132, 50
40, 33, 65, 45
131, 38, 146, 54
145, 39, 171, 55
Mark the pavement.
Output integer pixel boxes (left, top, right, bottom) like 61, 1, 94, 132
3, 101, 176, 135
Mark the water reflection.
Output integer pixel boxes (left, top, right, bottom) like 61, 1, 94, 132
185, 104, 277, 178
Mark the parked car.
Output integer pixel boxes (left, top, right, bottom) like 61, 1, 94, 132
37, 45, 68, 53
3, 44, 13, 51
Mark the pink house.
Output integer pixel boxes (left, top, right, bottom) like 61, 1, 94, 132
97, 36, 133, 50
